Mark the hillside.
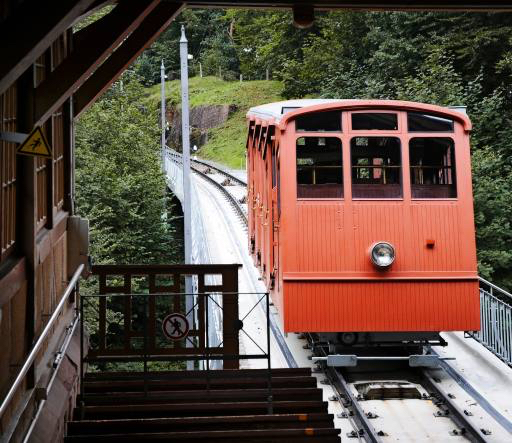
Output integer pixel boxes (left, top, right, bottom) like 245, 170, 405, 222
145, 76, 283, 168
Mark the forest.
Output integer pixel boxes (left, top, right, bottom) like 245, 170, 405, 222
76, 8, 512, 289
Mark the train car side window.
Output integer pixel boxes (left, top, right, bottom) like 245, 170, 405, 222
295, 111, 342, 132
296, 137, 343, 198
410, 138, 456, 198
351, 137, 402, 198
408, 112, 454, 132
352, 113, 398, 130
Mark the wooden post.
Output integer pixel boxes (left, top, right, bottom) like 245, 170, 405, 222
222, 265, 239, 369
16, 69, 37, 388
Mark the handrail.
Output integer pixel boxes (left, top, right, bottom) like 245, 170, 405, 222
0, 264, 84, 420
479, 276, 512, 302
21, 313, 81, 443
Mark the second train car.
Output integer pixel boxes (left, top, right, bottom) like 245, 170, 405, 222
246, 99, 480, 350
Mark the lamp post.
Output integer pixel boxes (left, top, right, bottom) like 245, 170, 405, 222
180, 26, 194, 370
180, 26, 192, 270
160, 60, 166, 171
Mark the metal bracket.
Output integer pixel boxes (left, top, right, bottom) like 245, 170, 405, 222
0, 131, 27, 143
312, 354, 455, 368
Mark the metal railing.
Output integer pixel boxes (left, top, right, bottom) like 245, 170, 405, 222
80, 290, 273, 413
468, 278, 512, 367
164, 147, 210, 265
0, 264, 84, 421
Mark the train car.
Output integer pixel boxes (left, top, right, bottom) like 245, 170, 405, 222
246, 99, 480, 349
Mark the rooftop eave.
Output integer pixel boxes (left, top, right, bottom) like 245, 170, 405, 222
277, 100, 473, 132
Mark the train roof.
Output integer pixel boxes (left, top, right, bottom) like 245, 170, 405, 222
246, 99, 472, 131
247, 99, 348, 121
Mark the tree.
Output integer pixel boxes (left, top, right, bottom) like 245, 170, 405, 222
75, 73, 180, 265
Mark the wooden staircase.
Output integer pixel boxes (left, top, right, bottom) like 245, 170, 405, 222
65, 368, 340, 442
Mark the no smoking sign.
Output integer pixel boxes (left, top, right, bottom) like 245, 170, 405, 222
162, 313, 189, 340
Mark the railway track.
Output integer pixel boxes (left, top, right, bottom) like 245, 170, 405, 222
305, 333, 491, 443
190, 158, 248, 227
191, 157, 247, 187
173, 154, 504, 442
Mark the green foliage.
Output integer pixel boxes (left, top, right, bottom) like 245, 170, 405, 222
76, 74, 185, 372
72, 5, 115, 32
133, 9, 237, 84
472, 148, 512, 287
75, 73, 180, 265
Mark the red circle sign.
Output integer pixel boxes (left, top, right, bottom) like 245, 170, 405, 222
162, 313, 190, 340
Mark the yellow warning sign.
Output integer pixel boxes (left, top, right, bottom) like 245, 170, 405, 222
17, 126, 52, 158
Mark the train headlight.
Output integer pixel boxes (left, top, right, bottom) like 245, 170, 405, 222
370, 242, 395, 268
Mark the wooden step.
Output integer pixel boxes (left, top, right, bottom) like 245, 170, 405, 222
80, 387, 323, 405
83, 368, 311, 381
68, 368, 340, 442
77, 400, 329, 420
67, 413, 335, 435
65, 427, 341, 442
83, 375, 317, 393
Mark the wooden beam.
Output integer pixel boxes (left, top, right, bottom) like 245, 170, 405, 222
33, 0, 161, 128
0, 0, 96, 96
186, 0, 512, 11
74, 2, 184, 118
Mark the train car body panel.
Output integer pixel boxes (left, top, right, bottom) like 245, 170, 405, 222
246, 99, 480, 334
283, 281, 480, 332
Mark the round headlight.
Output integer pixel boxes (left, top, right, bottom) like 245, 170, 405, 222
370, 242, 395, 268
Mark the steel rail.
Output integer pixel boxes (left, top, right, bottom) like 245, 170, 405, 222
191, 157, 247, 186
191, 163, 248, 227
0, 264, 84, 420
306, 333, 382, 443
327, 367, 383, 442
420, 370, 490, 442
432, 349, 512, 434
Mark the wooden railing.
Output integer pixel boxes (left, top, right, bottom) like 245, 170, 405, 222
84, 264, 243, 369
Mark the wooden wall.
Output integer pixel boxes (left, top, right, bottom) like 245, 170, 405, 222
0, 1, 76, 439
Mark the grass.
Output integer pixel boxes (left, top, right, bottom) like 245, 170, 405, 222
145, 76, 284, 168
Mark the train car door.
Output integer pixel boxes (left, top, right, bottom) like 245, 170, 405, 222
261, 125, 270, 278
247, 121, 256, 254
270, 142, 279, 289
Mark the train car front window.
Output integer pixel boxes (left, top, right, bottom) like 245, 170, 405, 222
351, 137, 402, 198
296, 137, 343, 198
352, 113, 398, 130
295, 111, 342, 132
408, 112, 454, 132
410, 138, 457, 198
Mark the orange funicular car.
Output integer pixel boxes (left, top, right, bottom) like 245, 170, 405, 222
246, 100, 480, 355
